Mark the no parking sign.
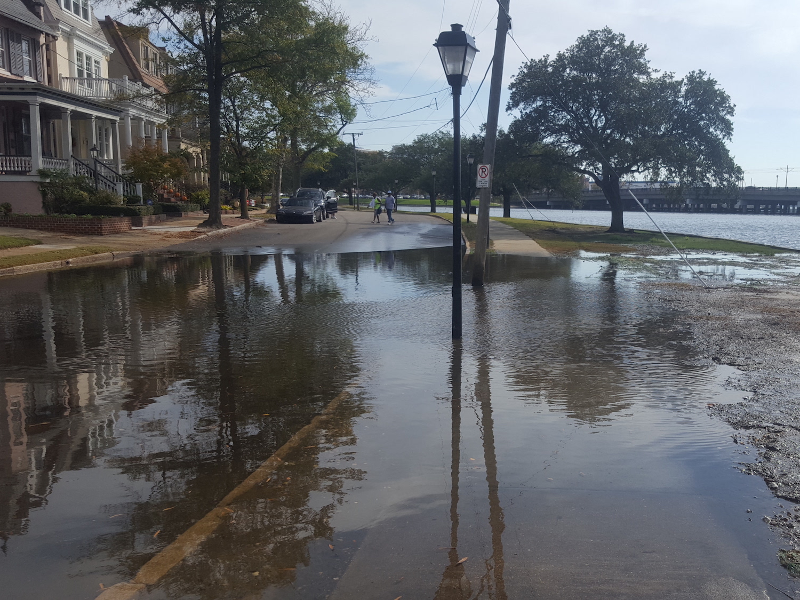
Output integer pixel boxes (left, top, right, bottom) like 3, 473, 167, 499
476, 164, 491, 188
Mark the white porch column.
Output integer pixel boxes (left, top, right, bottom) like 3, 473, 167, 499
138, 118, 146, 145
123, 112, 132, 148
28, 101, 42, 173
150, 123, 157, 147
89, 115, 97, 155
111, 120, 122, 172
60, 108, 72, 161
161, 126, 168, 151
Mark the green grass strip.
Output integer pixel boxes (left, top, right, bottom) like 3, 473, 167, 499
495, 217, 790, 256
0, 235, 41, 250
0, 246, 114, 270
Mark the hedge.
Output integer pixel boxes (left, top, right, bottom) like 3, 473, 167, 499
71, 205, 159, 217
158, 202, 201, 213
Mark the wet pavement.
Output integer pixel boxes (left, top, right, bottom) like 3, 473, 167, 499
0, 248, 796, 599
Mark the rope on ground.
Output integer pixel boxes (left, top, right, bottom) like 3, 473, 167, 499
627, 190, 709, 289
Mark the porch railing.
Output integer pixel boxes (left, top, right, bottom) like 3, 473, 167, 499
60, 76, 166, 114
0, 155, 139, 198
42, 158, 69, 170
0, 155, 31, 173
0, 157, 69, 173
72, 157, 137, 197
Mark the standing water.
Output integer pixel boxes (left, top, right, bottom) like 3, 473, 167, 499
0, 250, 791, 599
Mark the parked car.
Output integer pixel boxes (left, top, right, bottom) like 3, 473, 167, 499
325, 190, 338, 215
294, 188, 328, 219
276, 197, 322, 223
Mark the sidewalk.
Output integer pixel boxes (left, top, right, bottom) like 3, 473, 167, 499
0, 211, 265, 277
488, 219, 550, 256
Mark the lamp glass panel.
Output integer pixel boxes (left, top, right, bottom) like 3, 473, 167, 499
462, 46, 477, 80
438, 45, 468, 76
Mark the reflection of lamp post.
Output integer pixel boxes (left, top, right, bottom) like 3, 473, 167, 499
466, 153, 474, 222
432, 169, 436, 207
90, 144, 99, 189
435, 23, 478, 339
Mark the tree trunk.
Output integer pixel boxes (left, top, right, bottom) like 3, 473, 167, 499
599, 169, 625, 232
239, 184, 249, 219
289, 130, 300, 190
269, 141, 287, 214
204, 18, 224, 229
502, 186, 511, 218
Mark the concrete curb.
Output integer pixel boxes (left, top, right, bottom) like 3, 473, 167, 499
0, 220, 264, 278
96, 382, 359, 600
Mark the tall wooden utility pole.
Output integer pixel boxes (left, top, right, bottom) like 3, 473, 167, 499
471, 0, 511, 287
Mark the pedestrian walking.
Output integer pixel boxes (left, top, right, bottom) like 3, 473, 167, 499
385, 192, 396, 224
369, 193, 382, 223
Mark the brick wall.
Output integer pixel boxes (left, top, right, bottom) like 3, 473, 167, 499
0, 215, 133, 235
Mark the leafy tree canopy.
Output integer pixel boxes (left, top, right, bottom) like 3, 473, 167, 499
507, 27, 742, 232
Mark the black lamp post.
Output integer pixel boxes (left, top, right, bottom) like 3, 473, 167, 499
466, 153, 474, 222
435, 23, 478, 339
432, 169, 436, 206
89, 144, 99, 189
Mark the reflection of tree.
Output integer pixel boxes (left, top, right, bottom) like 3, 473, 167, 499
0, 250, 362, 581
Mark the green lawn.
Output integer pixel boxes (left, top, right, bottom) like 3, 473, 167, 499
495, 218, 790, 256
419, 214, 789, 256
0, 246, 113, 270
0, 235, 41, 250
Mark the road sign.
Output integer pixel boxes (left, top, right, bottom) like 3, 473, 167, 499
476, 164, 491, 188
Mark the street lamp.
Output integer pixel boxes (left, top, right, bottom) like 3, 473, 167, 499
466, 153, 474, 222
435, 23, 478, 339
432, 169, 437, 207
89, 144, 99, 189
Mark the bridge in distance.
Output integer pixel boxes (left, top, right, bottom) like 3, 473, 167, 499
527, 187, 800, 214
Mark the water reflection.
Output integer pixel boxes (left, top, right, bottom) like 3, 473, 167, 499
1, 246, 772, 599
435, 340, 471, 600
473, 289, 507, 600
0, 251, 367, 597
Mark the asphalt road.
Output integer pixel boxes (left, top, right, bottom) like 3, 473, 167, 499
166, 208, 454, 254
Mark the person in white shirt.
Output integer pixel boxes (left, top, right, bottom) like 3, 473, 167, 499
385, 192, 396, 224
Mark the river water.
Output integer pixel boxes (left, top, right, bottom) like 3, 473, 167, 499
402, 205, 800, 250
0, 250, 793, 599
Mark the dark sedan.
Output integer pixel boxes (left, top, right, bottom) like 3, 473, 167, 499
276, 198, 323, 223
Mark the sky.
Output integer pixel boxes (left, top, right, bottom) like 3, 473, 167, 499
334, 0, 800, 188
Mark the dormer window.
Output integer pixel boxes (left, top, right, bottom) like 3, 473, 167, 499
62, 0, 90, 22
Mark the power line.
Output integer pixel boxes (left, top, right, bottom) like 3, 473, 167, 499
358, 88, 448, 105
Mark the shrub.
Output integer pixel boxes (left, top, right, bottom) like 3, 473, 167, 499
187, 188, 210, 208
72, 205, 155, 217
38, 169, 124, 214
125, 145, 189, 201
159, 202, 201, 214
0, 202, 11, 216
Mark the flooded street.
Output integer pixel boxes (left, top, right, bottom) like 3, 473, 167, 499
0, 248, 793, 599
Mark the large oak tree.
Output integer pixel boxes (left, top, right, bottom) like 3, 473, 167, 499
508, 27, 742, 232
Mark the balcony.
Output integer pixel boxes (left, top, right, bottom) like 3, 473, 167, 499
60, 76, 166, 114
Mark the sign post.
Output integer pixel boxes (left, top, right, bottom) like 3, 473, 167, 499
476, 164, 491, 188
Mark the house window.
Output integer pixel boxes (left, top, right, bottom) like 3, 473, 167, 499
8, 32, 36, 79
20, 38, 32, 77
64, 0, 90, 22
75, 51, 98, 79
0, 30, 6, 71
